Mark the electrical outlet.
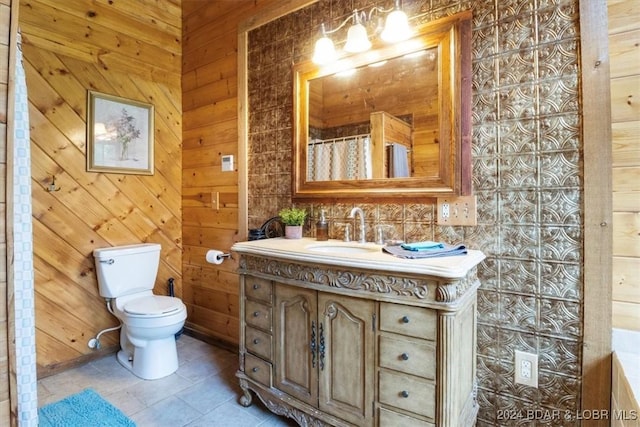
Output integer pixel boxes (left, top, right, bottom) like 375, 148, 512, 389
437, 195, 477, 226
441, 203, 450, 218
515, 350, 538, 387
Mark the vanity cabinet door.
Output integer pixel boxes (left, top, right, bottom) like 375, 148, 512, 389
274, 284, 375, 426
274, 284, 318, 406
318, 294, 375, 426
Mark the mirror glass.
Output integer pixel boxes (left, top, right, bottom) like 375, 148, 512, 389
307, 47, 438, 182
292, 11, 472, 200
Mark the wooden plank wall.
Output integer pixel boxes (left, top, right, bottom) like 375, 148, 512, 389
181, 0, 279, 345
1, 0, 13, 421
18, 0, 183, 376
608, 0, 640, 331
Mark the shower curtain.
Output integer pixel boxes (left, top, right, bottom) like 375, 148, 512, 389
308, 136, 372, 181
390, 143, 410, 178
12, 30, 39, 427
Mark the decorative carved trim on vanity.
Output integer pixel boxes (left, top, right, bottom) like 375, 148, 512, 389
435, 283, 458, 302
261, 396, 329, 427
435, 268, 479, 303
241, 255, 430, 298
238, 371, 346, 427
239, 255, 479, 305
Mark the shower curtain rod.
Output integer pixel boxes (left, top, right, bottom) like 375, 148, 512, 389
308, 133, 371, 146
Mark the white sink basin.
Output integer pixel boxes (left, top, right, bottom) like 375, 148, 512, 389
305, 243, 379, 254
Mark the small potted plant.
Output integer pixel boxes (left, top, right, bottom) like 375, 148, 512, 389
278, 207, 307, 239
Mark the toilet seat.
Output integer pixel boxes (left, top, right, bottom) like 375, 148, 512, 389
124, 295, 183, 317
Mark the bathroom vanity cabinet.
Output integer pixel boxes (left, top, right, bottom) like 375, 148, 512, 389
232, 238, 484, 427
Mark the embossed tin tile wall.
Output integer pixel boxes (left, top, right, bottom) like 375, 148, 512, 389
247, 1, 583, 425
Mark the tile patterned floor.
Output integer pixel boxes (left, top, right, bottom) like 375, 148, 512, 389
37, 335, 297, 426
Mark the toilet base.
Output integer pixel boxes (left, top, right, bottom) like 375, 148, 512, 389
117, 335, 179, 380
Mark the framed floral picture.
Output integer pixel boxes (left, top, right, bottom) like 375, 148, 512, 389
86, 91, 154, 175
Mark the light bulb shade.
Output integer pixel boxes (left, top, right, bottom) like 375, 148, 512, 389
344, 23, 371, 53
312, 36, 337, 65
381, 10, 411, 43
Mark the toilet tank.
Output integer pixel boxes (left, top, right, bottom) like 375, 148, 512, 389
93, 243, 161, 298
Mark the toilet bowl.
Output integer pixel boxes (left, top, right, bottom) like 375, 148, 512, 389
93, 243, 187, 380
114, 292, 187, 380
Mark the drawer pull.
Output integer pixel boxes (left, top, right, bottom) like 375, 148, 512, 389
401, 352, 409, 361
253, 311, 260, 317
252, 367, 259, 373
252, 284, 260, 290
401, 390, 409, 398
253, 338, 260, 344
401, 315, 410, 323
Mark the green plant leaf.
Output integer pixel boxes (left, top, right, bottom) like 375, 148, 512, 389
278, 207, 307, 226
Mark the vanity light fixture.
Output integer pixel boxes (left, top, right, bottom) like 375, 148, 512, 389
343, 11, 372, 53
380, 2, 411, 42
312, 24, 337, 65
312, 0, 411, 65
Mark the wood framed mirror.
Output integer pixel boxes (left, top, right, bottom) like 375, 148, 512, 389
292, 10, 472, 200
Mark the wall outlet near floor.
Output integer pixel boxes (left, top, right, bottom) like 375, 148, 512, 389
515, 350, 538, 388
437, 195, 477, 226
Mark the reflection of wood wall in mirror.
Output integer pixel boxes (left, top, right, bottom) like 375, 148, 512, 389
370, 112, 414, 179
308, 78, 324, 130
309, 51, 438, 129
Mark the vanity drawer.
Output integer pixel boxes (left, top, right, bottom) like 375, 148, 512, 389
379, 335, 436, 379
379, 303, 436, 340
245, 300, 272, 332
245, 326, 272, 361
245, 353, 272, 387
245, 277, 272, 303
378, 407, 435, 427
378, 370, 435, 419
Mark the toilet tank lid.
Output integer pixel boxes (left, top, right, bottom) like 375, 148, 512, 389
124, 295, 183, 315
93, 243, 161, 259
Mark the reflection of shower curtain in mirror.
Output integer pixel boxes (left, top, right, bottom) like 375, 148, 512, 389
307, 136, 372, 181
390, 143, 410, 178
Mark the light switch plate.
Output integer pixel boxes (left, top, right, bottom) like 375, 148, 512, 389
437, 195, 477, 226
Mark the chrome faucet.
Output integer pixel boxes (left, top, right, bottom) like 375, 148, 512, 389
348, 207, 366, 243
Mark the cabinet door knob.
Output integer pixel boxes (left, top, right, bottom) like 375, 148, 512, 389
253, 284, 260, 290
401, 315, 410, 323
253, 338, 260, 344
401, 352, 409, 361
401, 390, 409, 398
253, 311, 260, 317
252, 367, 259, 373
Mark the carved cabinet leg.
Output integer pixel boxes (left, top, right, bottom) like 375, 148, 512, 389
238, 379, 253, 407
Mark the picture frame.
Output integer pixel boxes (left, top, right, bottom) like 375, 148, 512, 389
86, 91, 155, 175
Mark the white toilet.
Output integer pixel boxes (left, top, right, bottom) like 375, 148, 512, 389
93, 243, 187, 380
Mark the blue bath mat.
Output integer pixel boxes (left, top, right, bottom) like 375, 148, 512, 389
38, 388, 135, 427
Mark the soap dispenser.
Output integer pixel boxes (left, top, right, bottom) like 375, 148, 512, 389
316, 210, 329, 241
